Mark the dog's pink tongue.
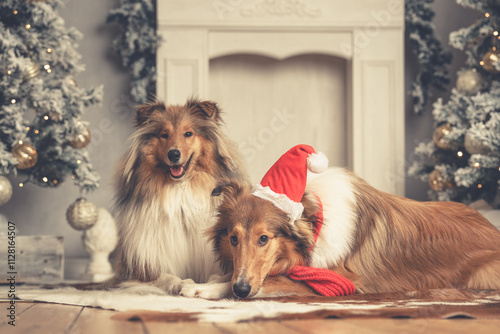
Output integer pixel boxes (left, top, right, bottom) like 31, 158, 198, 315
170, 165, 184, 177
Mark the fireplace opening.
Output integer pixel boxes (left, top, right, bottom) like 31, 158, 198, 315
209, 53, 349, 182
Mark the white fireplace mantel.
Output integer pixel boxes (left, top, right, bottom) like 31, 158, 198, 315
157, 0, 405, 195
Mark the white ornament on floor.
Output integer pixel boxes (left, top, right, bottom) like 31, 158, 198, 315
81, 207, 117, 282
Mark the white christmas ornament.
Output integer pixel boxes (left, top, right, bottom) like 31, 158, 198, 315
0, 176, 13, 206
81, 207, 118, 282
66, 197, 98, 230
456, 69, 487, 96
464, 131, 490, 155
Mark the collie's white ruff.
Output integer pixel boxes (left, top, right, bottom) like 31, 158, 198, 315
117, 174, 223, 284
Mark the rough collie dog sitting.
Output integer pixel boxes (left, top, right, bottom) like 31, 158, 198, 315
113, 99, 247, 294
200, 145, 500, 299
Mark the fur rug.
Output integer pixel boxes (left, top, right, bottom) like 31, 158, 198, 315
6, 285, 500, 323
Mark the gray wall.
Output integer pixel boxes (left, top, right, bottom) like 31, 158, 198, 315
0, 0, 477, 258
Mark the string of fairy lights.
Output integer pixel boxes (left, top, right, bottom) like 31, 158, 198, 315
468, 11, 500, 191
1, 2, 98, 200
411, 6, 500, 203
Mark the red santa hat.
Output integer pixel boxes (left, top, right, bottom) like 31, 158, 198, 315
252, 145, 328, 223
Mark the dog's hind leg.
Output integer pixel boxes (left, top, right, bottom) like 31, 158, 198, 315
466, 251, 500, 290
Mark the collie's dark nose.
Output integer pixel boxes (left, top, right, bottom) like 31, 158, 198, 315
167, 149, 181, 163
233, 281, 252, 298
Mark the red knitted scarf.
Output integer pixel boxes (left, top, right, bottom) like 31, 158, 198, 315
285, 197, 356, 297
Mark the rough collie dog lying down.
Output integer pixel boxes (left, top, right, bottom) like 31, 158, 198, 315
113, 99, 247, 294
191, 145, 500, 299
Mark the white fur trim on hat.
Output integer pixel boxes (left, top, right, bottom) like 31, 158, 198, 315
307, 152, 328, 173
251, 184, 304, 223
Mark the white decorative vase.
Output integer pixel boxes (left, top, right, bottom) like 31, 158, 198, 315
81, 207, 117, 282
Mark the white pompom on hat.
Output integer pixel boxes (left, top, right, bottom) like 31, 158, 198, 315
251, 145, 328, 223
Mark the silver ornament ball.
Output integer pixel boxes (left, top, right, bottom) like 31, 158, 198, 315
66, 197, 99, 231
464, 131, 490, 155
0, 176, 13, 206
456, 69, 486, 95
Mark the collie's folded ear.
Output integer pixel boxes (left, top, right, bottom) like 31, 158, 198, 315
136, 102, 165, 125
186, 98, 221, 119
211, 184, 226, 197
211, 181, 245, 198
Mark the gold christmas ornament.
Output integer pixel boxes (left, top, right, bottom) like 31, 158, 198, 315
433, 124, 453, 150
428, 169, 452, 192
456, 69, 487, 95
11, 141, 38, 169
68, 126, 91, 148
482, 49, 500, 73
464, 131, 490, 155
0, 176, 13, 207
66, 197, 99, 231
23, 60, 41, 81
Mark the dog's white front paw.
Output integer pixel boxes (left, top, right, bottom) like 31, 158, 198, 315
153, 274, 195, 295
180, 282, 231, 299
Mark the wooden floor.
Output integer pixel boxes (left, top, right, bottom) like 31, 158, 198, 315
1, 301, 500, 333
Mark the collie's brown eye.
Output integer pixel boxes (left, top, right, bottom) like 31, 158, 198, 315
258, 235, 268, 246
161, 133, 169, 139
230, 235, 238, 246
184, 131, 193, 137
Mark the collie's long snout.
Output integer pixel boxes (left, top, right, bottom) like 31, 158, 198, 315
167, 149, 181, 163
232, 274, 252, 298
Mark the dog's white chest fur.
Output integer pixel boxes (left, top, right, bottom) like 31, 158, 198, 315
119, 179, 222, 283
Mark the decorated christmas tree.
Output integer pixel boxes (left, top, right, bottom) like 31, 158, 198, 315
107, 0, 160, 104
0, 0, 102, 206
409, 0, 500, 207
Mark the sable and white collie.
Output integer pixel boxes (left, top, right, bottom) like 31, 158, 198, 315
208, 168, 500, 298
113, 99, 247, 294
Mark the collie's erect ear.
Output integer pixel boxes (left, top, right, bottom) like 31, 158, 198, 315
186, 98, 221, 119
136, 102, 165, 125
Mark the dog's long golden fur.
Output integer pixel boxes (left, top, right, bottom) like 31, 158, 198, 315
347, 175, 500, 293
113, 99, 247, 292
211, 168, 500, 298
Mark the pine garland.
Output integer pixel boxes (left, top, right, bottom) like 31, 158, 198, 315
107, 0, 161, 104
405, 0, 452, 115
